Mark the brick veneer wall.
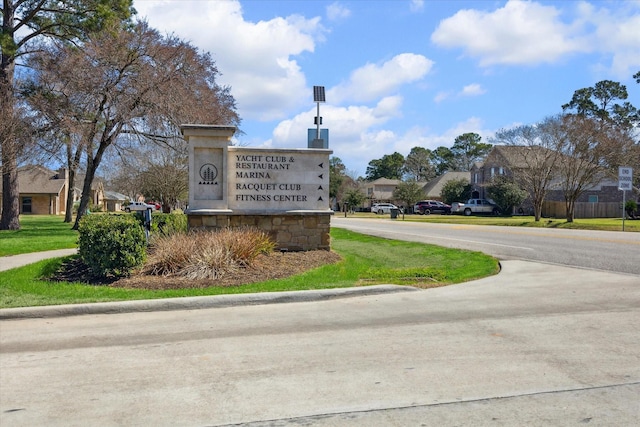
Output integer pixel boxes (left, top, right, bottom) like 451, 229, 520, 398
188, 212, 332, 251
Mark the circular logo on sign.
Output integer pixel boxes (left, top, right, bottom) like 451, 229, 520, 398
199, 163, 218, 182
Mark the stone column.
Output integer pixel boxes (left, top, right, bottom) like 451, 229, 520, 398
181, 125, 236, 213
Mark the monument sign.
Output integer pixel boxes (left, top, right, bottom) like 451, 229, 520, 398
182, 125, 333, 251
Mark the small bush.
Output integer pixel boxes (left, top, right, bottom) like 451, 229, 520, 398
89, 203, 103, 213
144, 227, 276, 280
78, 214, 147, 278
132, 211, 188, 237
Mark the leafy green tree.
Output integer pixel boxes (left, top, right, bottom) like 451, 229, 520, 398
562, 79, 638, 130
403, 147, 435, 181
365, 152, 405, 180
440, 178, 472, 204
451, 133, 493, 171
431, 146, 455, 175
486, 176, 527, 216
1, 0, 134, 230
393, 181, 424, 211
343, 188, 366, 212
329, 157, 346, 200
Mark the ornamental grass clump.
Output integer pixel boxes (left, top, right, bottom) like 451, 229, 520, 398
144, 227, 276, 280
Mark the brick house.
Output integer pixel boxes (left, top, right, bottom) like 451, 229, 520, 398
0, 165, 106, 215
471, 146, 635, 218
0, 165, 69, 215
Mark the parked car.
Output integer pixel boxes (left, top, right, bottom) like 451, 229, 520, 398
413, 200, 451, 215
371, 203, 398, 214
450, 199, 500, 216
123, 201, 157, 212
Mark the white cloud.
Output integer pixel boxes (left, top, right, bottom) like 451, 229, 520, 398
269, 91, 490, 176
579, 2, 640, 78
430, 0, 640, 77
434, 91, 451, 103
460, 83, 486, 97
134, 0, 326, 121
328, 53, 434, 104
431, 0, 585, 66
326, 2, 351, 21
410, 0, 424, 13
433, 84, 484, 103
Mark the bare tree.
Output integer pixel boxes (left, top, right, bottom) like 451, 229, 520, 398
492, 119, 562, 221
25, 21, 239, 228
552, 114, 635, 222
1, 0, 133, 230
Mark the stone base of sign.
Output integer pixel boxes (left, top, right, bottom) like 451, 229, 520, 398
187, 210, 332, 251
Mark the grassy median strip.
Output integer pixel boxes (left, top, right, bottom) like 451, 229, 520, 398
0, 227, 498, 309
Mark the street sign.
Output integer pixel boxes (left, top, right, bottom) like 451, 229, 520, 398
618, 167, 633, 191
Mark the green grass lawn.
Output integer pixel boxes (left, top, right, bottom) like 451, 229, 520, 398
0, 227, 499, 309
0, 215, 79, 256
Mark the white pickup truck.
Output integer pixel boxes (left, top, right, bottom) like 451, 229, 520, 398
451, 199, 500, 216
123, 201, 157, 212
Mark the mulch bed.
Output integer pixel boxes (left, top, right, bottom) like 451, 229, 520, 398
50, 250, 343, 290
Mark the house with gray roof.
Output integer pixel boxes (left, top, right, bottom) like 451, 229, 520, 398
0, 165, 69, 215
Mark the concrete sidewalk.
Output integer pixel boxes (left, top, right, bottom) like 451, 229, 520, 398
0, 249, 77, 272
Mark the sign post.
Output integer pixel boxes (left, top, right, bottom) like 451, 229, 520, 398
619, 167, 633, 231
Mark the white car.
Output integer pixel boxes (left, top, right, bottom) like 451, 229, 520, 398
371, 203, 398, 214
123, 201, 156, 212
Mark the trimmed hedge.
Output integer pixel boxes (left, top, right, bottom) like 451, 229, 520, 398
78, 214, 147, 278
152, 212, 187, 236
132, 211, 188, 236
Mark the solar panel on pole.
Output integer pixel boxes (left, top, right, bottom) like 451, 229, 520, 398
313, 86, 326, 102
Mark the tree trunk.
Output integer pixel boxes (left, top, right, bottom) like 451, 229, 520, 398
64, 169, 76, 223
565, 199, 575, 223
64, 141, 83, 223
0, 155, 20, 230
73, 130, 114, 229
0, 28, 20, 230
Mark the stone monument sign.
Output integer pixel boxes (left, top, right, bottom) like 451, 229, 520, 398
182, 124, 333, 251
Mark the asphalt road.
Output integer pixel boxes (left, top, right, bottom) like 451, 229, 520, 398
1, 219, 639, 426
2, 260, 639, 426
331, 216, 640, 275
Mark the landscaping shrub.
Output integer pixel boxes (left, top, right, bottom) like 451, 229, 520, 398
132, 211, 188, 237
144, 227, 276, 279
78, 214, 147, 278
152, 211, 188, 236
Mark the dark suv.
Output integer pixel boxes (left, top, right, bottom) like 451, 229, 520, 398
413, 200, 451, 215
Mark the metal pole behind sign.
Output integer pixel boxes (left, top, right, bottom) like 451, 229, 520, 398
622, 189, 626, 232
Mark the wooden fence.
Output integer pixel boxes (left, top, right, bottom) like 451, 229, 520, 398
542, 201, 623, 219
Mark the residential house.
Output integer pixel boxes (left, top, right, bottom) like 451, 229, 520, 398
471, 145, 632, 218
420, 171, 471, 200
0, 165, 69, 215
103, 191, 128, 212
73, 173, 106, 210
360, 178, 402, 209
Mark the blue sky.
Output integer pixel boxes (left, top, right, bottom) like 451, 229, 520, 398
133, 0, 640, 177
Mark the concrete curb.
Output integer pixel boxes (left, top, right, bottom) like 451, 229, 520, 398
0, 285, 419, 320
